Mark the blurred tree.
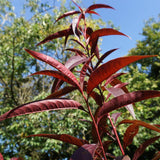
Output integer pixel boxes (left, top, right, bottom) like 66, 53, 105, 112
0, 0, 106, 159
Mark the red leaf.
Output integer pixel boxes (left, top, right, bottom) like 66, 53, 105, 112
87, 55, 156, 94
0, 99, 85, 121
36, 26, 73, 46
80, 57, 92, 89
46, 86, 77, 99
90, 91, 104, 106
86, 4, 114, 13
98, 90, 160, 120
70, 144, 97, 160
66, 48, 86, 57
31, 70, 78, 87
0, 153, 3, 160
111, 112, 121, 124
27, 134, 88, 147
55, 10, 80, 23
25, 49, 81, 91
94, 48, 118, 69
86, 10, 100, 16
132, 136, 160, 160
119, 119, 160, 133
70, 39, 86, 49
123, 124, 139, 150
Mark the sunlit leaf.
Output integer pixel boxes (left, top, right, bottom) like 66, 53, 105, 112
86, 4, 114, 13
98, 90, 160, 121
87, 55, 156, 94
27, 134, 88, 147
0, 99, 85, 121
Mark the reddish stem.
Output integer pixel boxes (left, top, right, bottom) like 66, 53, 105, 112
107, 113, 125, 155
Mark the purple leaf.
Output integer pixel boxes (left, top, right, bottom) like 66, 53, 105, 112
86, 4, 114, 13
70, 144, 97, 160
55, 10, 80, 23
25, 49, 81, 91
27, 134, 88, 147
98, 90, 160, 120
0, 99, 85, 121
132, 136, 160, 160
87, 55, 156, 94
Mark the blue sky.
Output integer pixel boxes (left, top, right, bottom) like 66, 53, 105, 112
12, 0, 160, 60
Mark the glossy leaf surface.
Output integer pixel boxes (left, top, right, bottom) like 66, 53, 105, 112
25, 49, 81, 90
87, 55, 156, 94
98, 90, 160, 119
0, 99, 85, 121
27, 134, 88, 147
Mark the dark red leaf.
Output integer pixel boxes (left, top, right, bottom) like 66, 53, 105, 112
87, 55, 156, 94
132, 136, 160, 160
51, 78, 64, 93
98, 90, 160, 121
66, 48, 86, 57
46, 86, 77, 99
31, 70, 78, 87
123, 124, 139, 150
86, 4, 114, 13
27, 134, 88, 147
25, 49, 81, 91
0, 99, 85, 121
90, 91, 104, 106
55, 10, 80, 23
119, 119, 160, 133
80, 57, 92, 89
86, 10, 100, 16
94, 48, 118, 69
70, 144, 97, 160
36, 26, 73, 46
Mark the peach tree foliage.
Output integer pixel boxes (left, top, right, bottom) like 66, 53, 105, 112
0, 1, 160, 160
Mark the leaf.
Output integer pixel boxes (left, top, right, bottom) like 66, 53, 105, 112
70, 144, 97, 160
90, 91, 104, 106
0, 99, 85, 121
46, 86, 77, 99
123, 124, 139, 150
80, 57, 92, 89
86, 4, 114, 13
66, 48, 86, 57
0, 153, 3, 160
98, 90, 160, 121
27, 134, 88, 147
107, 86, 136, 119
111, 112, 121, 124
36, 26, 73, 46
119, 119, 160, 133
152, 151, 160, 160
94, 48, 118, 69
25, 49, 81, 91
87, 55, 157, 94
132, 136, 160, 160
31, 70, 78, 87
86, 10, 100, 16
115, 155, 131, 160
70, 39, 86, 49
55, 10, 81, 23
